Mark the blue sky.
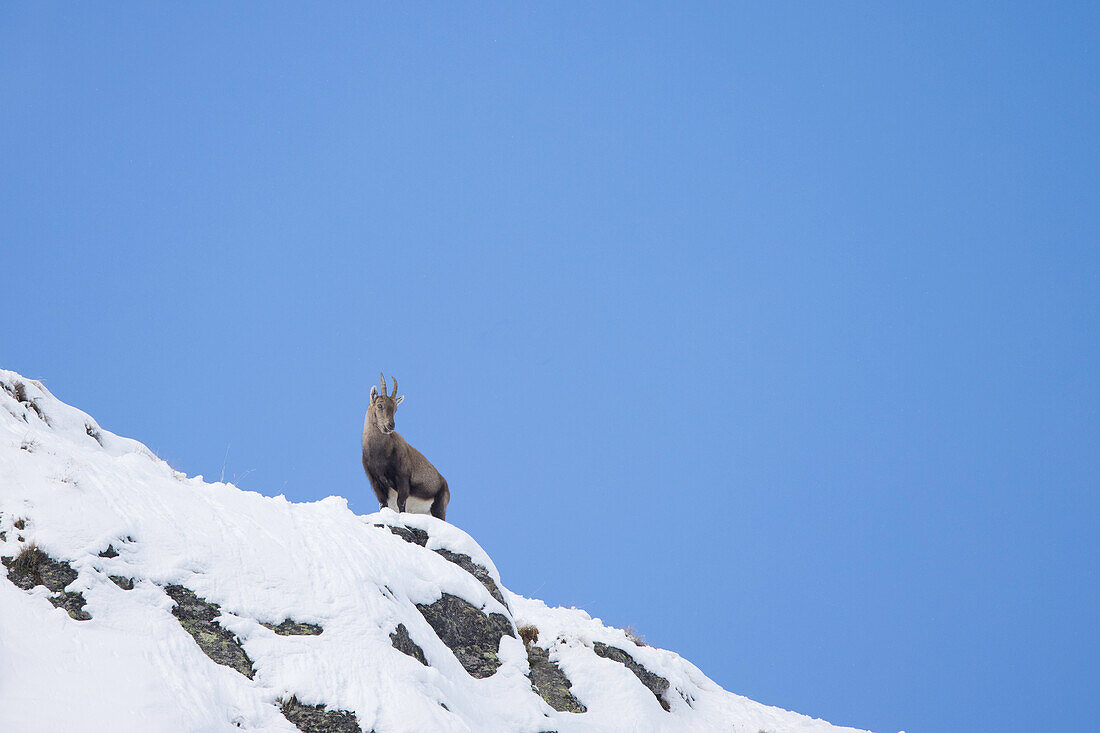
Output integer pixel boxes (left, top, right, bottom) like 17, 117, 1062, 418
2, 3, 1097, 732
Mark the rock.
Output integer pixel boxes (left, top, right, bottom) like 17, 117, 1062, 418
109, 575, 135, 590
389, 622, 427, 665
375, 524, 427, 546
2, 546, 91, 620
98, 545, 119, 558
164, 584, 255, 679
432, 548, 508, 610
280, 696, 364, 733
526, 644, 586, 713
375, 523, 508, 610
593, 642, 670, 711
2, 545, 78, 592
262, 619, 323, 636
49, 591, 92, 620
416, 592, 514, 678
3, 380, 47, 423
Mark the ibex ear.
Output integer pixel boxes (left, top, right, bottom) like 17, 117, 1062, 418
395, 395, 404, 406
370, 385, 379, 402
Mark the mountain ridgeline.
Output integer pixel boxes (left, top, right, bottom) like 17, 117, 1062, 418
0, 369, 871, 733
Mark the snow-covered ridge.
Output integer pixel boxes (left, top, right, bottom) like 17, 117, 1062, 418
0, 369, 871, 733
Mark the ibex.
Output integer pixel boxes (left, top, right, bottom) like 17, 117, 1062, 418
362, 373, 450, 520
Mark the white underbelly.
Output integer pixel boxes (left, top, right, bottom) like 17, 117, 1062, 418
386, 491, 433, 515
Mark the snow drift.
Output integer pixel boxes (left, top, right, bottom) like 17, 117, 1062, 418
0, 369, 871, 733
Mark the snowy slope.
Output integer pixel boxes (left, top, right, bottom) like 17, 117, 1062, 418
0, 369, 872, 733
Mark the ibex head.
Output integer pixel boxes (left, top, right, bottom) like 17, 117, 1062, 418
369, 372, 404, 434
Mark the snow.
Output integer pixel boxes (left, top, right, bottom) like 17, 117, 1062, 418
0, 369, 873, 733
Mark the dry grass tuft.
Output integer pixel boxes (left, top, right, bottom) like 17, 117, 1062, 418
12, 381, 29, 403
9, 542, 45, 583
518, 624, 540, 647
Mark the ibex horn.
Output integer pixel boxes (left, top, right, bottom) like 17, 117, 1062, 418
391, 377, 398, 398
380, 372, 387, 396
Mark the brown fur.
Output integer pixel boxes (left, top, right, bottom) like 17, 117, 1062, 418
362, 373, 449, 520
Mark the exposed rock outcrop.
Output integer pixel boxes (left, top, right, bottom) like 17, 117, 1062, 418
3, 545, 76, 591
527, 643, 586, 713
390, 622, 427, 665
109, 575, 134, 590
594, 642, 670, 711
49, 591, 92, 620
280, 696, 365, 733
2, 545, 90, 620
377, 522, 508, 609
416, 592, 514, 678
262, 619, 323, 636
378, 524, 428, 547
165, 584, 255, 678
433, 548, 508, 610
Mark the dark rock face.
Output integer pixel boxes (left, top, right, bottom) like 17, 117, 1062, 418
2, 546, 91, 620
98, 545, 119, 558
593, 642, 671, 711
526, 644, 586, 713
3, 546, 77, 591
376, 524, 428, 547
109, 575, 135, 590
389, 622, 427, 665
280, 696, 364, 733
262, 619, 324, 636
433, 549, 508, 610
376, 523, 508, 611
416, 593, 515, 679
49, 591, 92, 620
164, 584, 255, 679
3, 380, 47, 423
